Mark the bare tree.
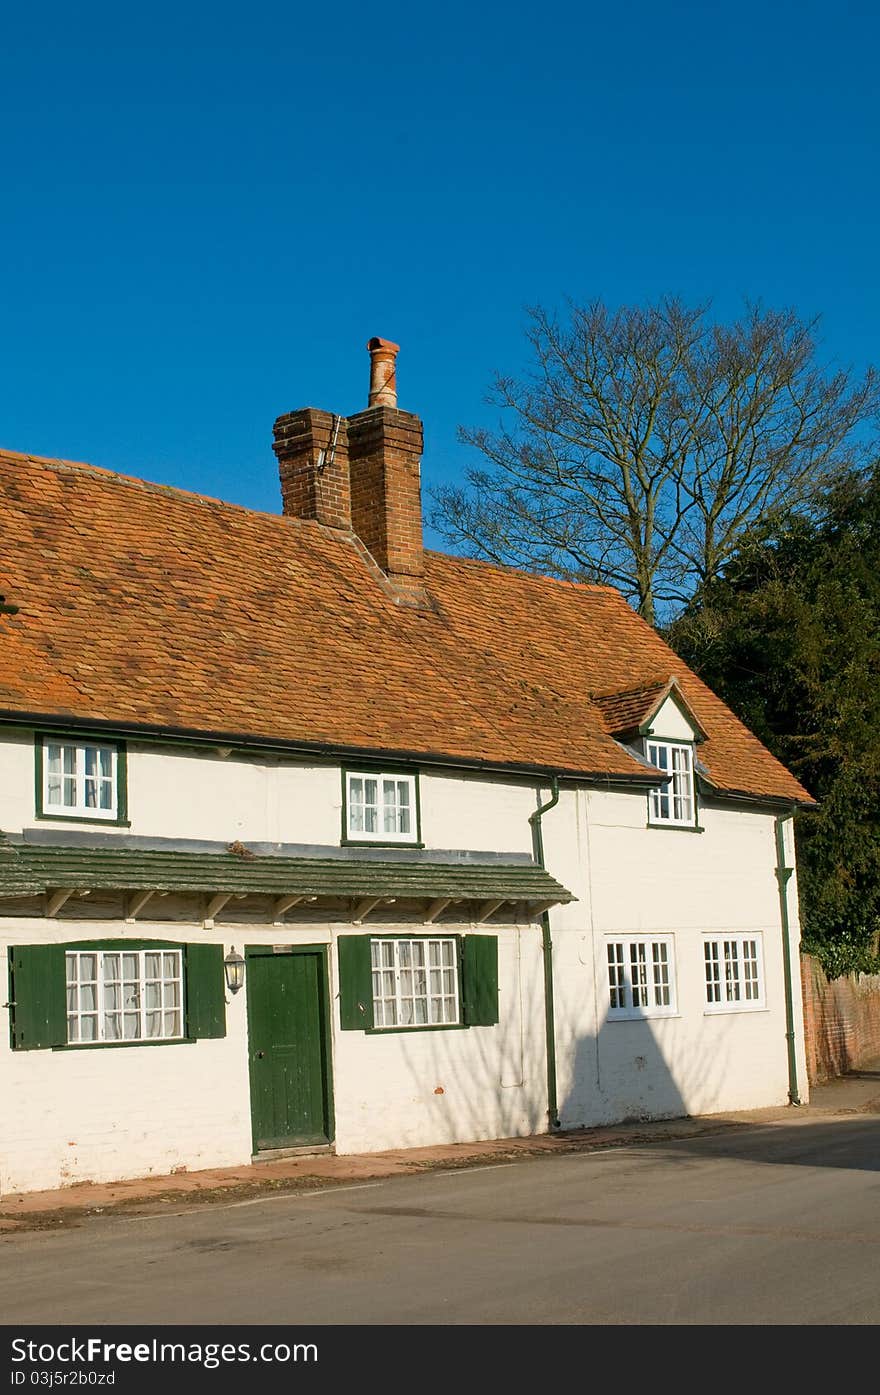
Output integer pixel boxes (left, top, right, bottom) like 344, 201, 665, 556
431, 299, 878, 623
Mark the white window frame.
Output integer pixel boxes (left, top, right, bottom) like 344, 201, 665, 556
370, 936, 460, 1029
646, 740, 696, 827
605, 935, 677, 1019
42, 739, 120, 821
345, 771, 418, 844
65, 948, 185, 1044
703, 934, 766, 1012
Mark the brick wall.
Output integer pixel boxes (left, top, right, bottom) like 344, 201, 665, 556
800, 952, 880, 1083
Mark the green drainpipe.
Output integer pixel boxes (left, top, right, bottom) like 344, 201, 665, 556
775, 811, 802, 1106
529, 777, 561, 1130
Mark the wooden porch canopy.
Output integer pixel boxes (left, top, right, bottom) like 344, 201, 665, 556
0, 844, 574, 925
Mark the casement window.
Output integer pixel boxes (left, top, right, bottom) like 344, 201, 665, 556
338, 934, 498, 1031
344, 771, 418, 843
371, 937, 459, 1028
606, 935, 677, 1018
8, 942, 225, 1050
704, 935, 765, 1011
66, 949, 183, 1043
646, 741, 695, 826
38, 737, 125, 822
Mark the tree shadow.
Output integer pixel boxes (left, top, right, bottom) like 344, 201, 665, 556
389, 928, 718, 1148
639, 1116, 880, 1172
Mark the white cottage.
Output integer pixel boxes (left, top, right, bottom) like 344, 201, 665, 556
0, 339, 813, 1195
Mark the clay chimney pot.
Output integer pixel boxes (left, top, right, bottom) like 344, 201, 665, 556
367, 337, 400, 409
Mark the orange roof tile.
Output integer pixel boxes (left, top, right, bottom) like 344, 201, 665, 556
0, 447, 813, 805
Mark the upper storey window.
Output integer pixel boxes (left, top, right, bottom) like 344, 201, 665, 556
37, 737, 126, 823
646, 740, 696, 827
344, 771, 419, 844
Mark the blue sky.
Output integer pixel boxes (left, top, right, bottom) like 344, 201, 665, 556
2, 1, 877, 545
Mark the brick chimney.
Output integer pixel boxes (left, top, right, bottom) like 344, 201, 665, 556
272, 408, 351, 532
272, 339, 427, 604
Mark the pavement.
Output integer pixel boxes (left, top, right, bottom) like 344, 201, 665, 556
2, 1061, 879, 1233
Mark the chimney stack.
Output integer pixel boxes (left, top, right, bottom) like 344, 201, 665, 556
272, 338, 427, 605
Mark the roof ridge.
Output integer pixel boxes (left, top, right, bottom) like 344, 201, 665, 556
425, 549, 618, 595
0, 446, 321, 530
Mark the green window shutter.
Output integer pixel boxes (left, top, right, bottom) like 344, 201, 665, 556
9, 945, 67, 1050
338, 935, 374, 1030
462, 935, 499, 1026
185, 943, 226, 1039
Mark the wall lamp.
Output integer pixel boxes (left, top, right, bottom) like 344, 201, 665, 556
224, 947, 246, 994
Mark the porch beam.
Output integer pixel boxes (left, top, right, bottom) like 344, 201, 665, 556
528, 900, 556, 918
424, 897, 451, 925
46, 888, 74, 917
352, 896, 382, 925
204, 892, 232, 925
125, 889, 156, 923
475, 898, 504, 924
272, 894, 304, 924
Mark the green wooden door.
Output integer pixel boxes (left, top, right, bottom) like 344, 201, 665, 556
246, 950, 332, 1151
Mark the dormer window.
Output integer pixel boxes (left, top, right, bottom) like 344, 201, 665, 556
344, 771, 419, 844
646, 741, 695, 827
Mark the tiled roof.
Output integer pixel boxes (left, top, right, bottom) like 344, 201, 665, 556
592, 678, 708, 742
0, 842, 573, 906
591, 682, 671, 737
0, 447, 813, 805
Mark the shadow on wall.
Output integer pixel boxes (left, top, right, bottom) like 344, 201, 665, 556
393, 929, 549, 1145
558, 1012, 692, 1130
390, 934, 721, 1145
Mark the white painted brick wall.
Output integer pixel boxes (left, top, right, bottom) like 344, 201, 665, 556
0, 730, 807, 1194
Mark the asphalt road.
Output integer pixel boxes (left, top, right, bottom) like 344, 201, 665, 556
2, 1116, 880, 1324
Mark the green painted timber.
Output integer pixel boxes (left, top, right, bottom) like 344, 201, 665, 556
246, 948, 332, 1151
0, 842, 574, 906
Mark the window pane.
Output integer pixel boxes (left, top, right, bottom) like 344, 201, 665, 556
652, 943, 670, 1006
371, 937, 459, 1029
630, 942, 648, 1006
607, 943, 626, 1010
724, 941, 741, 1001
47, 745, 64, 805
80, 1015, 97, 1042
382, 780, 398, 833
705, 942, 721, 1003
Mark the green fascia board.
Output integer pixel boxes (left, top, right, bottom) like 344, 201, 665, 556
0, 845, 574, 905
